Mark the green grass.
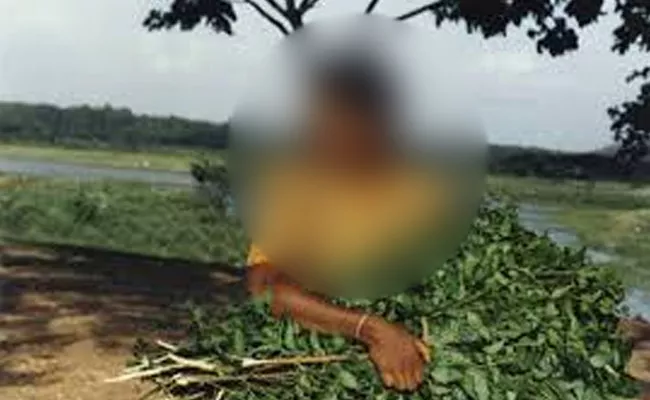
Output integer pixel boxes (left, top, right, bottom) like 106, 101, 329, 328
0, 176, 246, 263
488, 174, 650, 289
0, 142, 224, 172
487, 175, 650, 209
555, 206, 650, 288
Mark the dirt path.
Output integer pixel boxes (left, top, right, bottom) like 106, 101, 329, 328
0, 241, 246, 400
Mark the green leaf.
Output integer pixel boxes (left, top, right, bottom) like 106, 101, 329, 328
471, 369, 490, 400
233, 328, 245, 354
551, 285, 573, 299
589, 354, 607, 369
431, 366, 463, 384
338, 369, 359, 390
283, 322, 296, 350
484, 340, 505, 355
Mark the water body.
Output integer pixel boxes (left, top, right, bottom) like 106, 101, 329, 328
0, 157, 192, 187
517, 203, 617, 264
0, 156, 646, 318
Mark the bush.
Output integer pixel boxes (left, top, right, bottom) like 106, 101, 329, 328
126, 199, 636, 400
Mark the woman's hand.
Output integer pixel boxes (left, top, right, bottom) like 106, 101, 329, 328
247, 261, 431, 393
363, 317, 431, 392
246, 263, 282, 297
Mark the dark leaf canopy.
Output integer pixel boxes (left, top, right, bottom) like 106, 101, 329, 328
144, 0, 238, 35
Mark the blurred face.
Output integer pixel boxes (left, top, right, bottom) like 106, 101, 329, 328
306, 87, 389, 168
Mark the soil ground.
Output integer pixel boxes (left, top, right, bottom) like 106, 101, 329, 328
0, 241, 246, 400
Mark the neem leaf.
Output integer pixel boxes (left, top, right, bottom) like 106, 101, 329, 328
484, 340, 505, 355
551, 285, 573, 299
431, 365, 463, 384
466, 311, 483, 328
471, 369, 490, 400
283, 322, 296, 350
338, 369, 359, 390
233, 328, 245, 354
461, 368, 490, 400
590, 354, 607, 369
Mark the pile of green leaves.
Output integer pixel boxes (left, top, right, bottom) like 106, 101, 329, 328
131, 200, 636, 400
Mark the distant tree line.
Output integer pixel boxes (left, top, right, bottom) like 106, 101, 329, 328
0, 102, 229, 150
489, 144, 650, 183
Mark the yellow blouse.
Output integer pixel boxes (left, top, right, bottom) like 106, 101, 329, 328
245, 161, 448, 283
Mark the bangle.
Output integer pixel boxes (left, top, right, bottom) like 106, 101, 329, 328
354, 314, 370, 340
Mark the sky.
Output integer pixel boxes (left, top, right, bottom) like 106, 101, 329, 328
0, 0, 647, 152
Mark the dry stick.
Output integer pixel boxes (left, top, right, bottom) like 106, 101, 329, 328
240, 354, 354, 368
156, 339, 179, 352
172, 370, 298, 386
107, 355, 224, 384
421, 317, 430, 344
167, 354, 222, 373
182, 392, 207, 400
106, 365, 184, 383
125, 354, 171, 374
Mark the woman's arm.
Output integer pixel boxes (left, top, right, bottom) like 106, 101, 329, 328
246, 262, 430, 392
247, 262, 378, 340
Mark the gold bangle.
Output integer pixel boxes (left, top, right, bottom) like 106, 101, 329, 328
354, 314, 370, 340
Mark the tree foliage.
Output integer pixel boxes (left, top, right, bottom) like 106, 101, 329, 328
143, 0, 650, 166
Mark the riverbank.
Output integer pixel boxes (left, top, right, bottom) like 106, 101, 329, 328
490, 175, 650, 290
0, 143, 223, 172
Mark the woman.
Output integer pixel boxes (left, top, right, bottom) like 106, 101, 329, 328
244, 56, 437, 393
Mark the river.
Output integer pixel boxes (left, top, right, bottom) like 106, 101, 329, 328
0, 157, 192, 186
0, 156, 648, 318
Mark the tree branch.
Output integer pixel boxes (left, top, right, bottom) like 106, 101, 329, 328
396, 1, 444, 21
241, 0, 290, 34
365, 0, 381, 14
263, 0, 289, 17
283, 0, 305, 30
297, 0, 320, 14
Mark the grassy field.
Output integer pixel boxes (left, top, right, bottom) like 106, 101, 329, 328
0, 143, 224, 172
487, 175, 650, 209
0, 176, 246, 263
